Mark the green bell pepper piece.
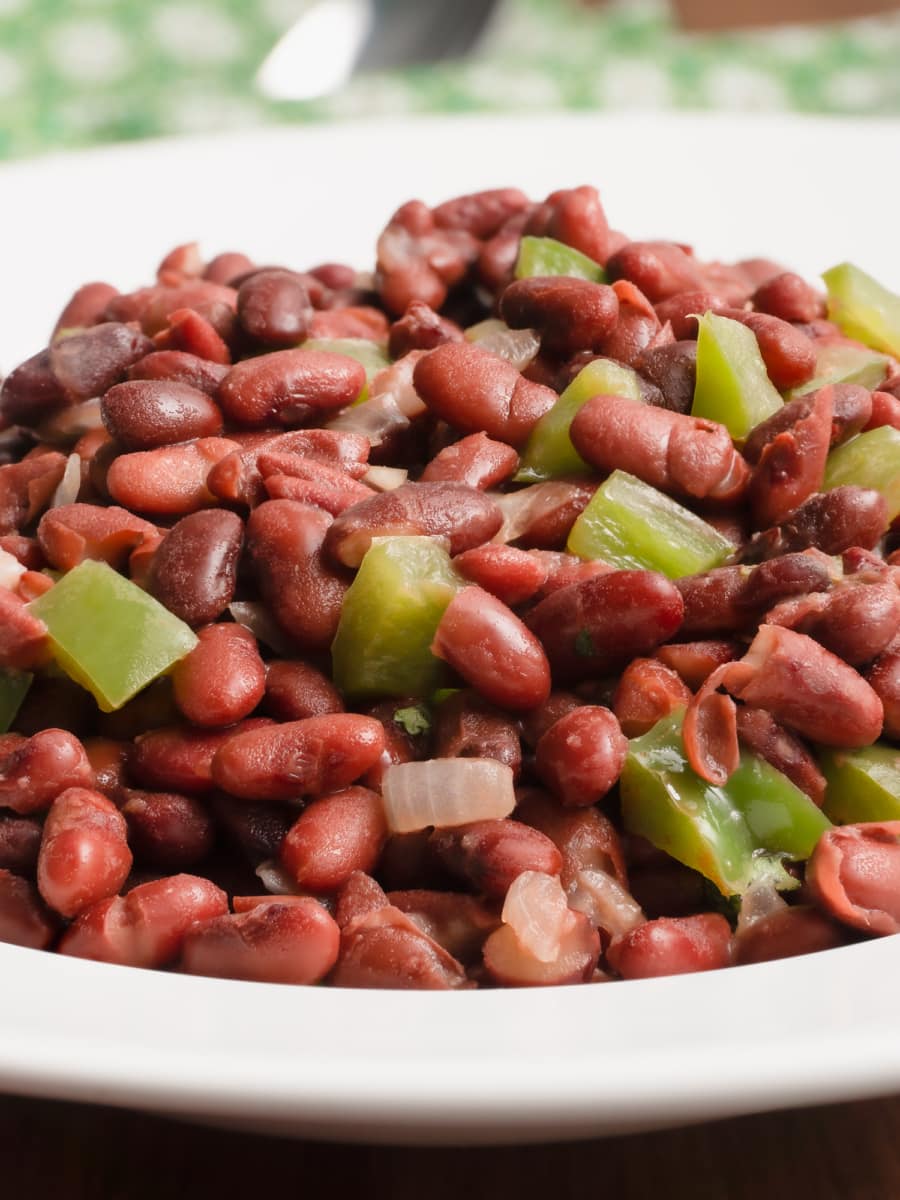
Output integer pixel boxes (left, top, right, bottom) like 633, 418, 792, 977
516, 358, 643, 483
692, 312, 783, 440
0, 668, 32, 732
823, 262, 900, 358
331, 536, 462, 701
29, 560, 198, 712
821, 744, 900, 825
567, 469, 734, 578
621, 711, 832, 896
791, 340, 889, 398
303, 337, 391, 405
823, 426, 900, 522
514, 236, 606, 283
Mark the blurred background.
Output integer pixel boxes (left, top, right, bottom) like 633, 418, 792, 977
2, 0, 900, 160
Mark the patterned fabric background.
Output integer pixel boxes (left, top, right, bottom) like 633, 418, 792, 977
2, 0, 900, 159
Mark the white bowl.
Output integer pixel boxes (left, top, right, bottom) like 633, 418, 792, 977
2, 113, 900, 1144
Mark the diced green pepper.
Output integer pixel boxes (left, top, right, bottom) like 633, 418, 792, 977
692, 312, 783, 440
29, 560, 198, 712
791, 340, 889, 398
566, 469, 734, 578
515, 358, 643, 483
331, 536, 462, 700
621, 711, 832, 896
823, 262, 900, 357
823, 426, 900, 521
303, 337, 391, 405
514, 236, 606, 283
0, 668, 32, 733
821, 744, 900, 825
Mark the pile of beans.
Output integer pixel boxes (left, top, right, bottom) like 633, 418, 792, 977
1, 183, 899, 989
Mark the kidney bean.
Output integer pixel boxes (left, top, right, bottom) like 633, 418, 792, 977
807, 822, 900, 935
431, 586, 550, 712
525, 185, 610, 265
47, 322, 153, 404
0, 451, 68, 534
211, 793, 294, 865
0, 729, 93, 815
16, 569, 53, 602
519, 789, 627, 890
0, 870, 58, 949
259, 662, 340, 724
59, 873, 228, 967
477, 209, 531, 293
482, 909, 599, 987
106, 436, 240, 517
780, 487, 888, 557
453, 544, 548, 606
751, 271, 822, 323
147, 508, 243, 626
130, 718, 272, 794
517, 695, 577, 751
653, 291, 729, 340
203, 251, 255, 285
259, 456, 374, 515
139, 282, 237, 337
606, 241, 704, 303
591, 280, 659, 368
654, 640, 738, 690
747, 388, 832, 528
100, 380, 224, 451
209, 429, 369, 507
37, 786, 132, 917
433, 691, 521, 779
536, 552, 614, 595
37, 502, 157, 572
499, 277, 619, 357
735, 707, 826, 805
627, 861, 708, 920
868, 646, 900, 740
218, 349, 366, 427
280, 786, 387, 893
527, 569, 684, 683
325, 481, 502, 568
0, 533, 43, 569
82, 737, 129, 800
612, 658, 692, 738
717, 309, 816, 391
127, 350, 229, 397
235, 269, 313, 349
635, 340, 698, 414
153, 307, 231, 365
387, 302, 461, 359
607, 912, 732, 980
414, 342, 556, 447
172, 624, 266, 729
431, 187, 528, 238
375, 199, 478, 316
387, 889, 499, 964
734, 904, 849, 965
0, 812, 42, 873
778, 580, 900, 667
118, 788, 213, 868
332, 903, 469, 989
493, 481, 597, 550
0, 588, 49, 671
2, 353, 67, 431
332, 870, 389, 926
246, 500, 349, 650
571, 394, 749, 503
211, 714, 385, 802
51, 281, 120, 340
157, 242, 204, 283
420, 431, 519, 490
866, 389, 900, 434
430, 819, 562, 898
308, 306, 389, 341
103, 286, 163, 326
534, 706, 627, 809
181, 897, 340, 984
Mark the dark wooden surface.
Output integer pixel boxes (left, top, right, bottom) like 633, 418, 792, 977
3, 1092, 899, 1199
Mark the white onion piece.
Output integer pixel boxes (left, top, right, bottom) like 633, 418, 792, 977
255, 859, 303, 896
568, 868, 645, 938
50, 452, 82, 508
327, 391, 409, 447
381, 758, 515, 834
490, 482, 580, 545
0, 547, 26, 592
361, 465, 408, 492
37, 397, 104, 444
735, 877, 788, 939
502, 871, 572, 963
465, 321, 540, 372
368, 351, 428, 419
228, 601, 297, 657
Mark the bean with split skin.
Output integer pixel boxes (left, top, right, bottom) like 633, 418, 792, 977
807, 822, 900, 935
331, 904, 470, 989
37, 786, 132, 918
420, 431, 519, 490
172, 623, 266, 729
612, 658, 692, 738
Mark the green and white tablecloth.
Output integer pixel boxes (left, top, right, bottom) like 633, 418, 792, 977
2, 0, 900, 160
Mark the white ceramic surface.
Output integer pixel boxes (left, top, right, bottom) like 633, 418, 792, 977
2, 113, 900, 1144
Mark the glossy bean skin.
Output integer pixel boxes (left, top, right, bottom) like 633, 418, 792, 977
51, 281, 120, 340
259, 454, 374, 515
172, 623, 266, 728
37, 503, 157, 573
236, 269, 313, 348
432, 586, 551, 712
106, 437, 240, 517
735, 707, 826, 805
325, 481, 502, 568
635, 340, 698, 414
218, 349, 366, 426
147, 509, 244, 626
655, 640, 740, 690
607, 913, 733, 980
432, 691, 522, 779
653, 291, 729, 340
868, 390, 900, 432
130, 718, 273, 795
0, 350, 67, 429
420, 431, 519, 490
0, 870, 58, 949
101, 380, 224, 450
606, 241, 703, 303
525, 185, 610, 265
263, 660, 344, 722
121, 788, 215, 868
280, 786, 388, 893
246, 500, 349, 651
59, 873, 228, 968
612, 658, 692, 737
868, 647, 900, 740
48, 322, 153, 403
807, 822, 900, 935
0, 812, 43, 873
413, 342, 556, 447
570, 394, 749, 503
453, 544, 548, 606
37, 786, 132, 918
208, 429, 369, 507
534, 707, 627, 808
773, 581, 900, 667
526, 569, 684, 683
751, 272, 822, 323
430, 819, 562, 898
211, 715, 386, 802
375, 199, 478, 316
719, 309, 816, 391
138, 281, 237, 337
500, 276, 619, 356
734, 905, 849, 965
181, 898, 340, 984
127, 350, 229, 396
331, 904, 470, 989
0, 729, 93, 814
435, 187, 530, 238
494, 481, 597, 550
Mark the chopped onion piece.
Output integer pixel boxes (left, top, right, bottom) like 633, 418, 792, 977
568, 868, 644, 938
228, 601, 297, 657
361, 465, 408, 492
381, 758, 515, 834
368, 352, 427, 419
38, 397, 104, 443
255, 859, 303, 896
490, 482, 581, 545
466, 319, 540, 372
327, 391, 409, 447
50, 452, 82, 508
0, 547, 26, 592
502, 871, 572, 962
735, 877, 788, 938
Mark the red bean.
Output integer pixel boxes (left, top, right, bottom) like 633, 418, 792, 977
747, 387, 832, 528
387, 889, 500, 964
181, 898, 340, 984
334, 870, 389, 926
388, 301, 463, 358
130, 718, 273, 794
208, 429, 369, 507
375, 199, 478, 316
0, 812, 43, 873
211, 714, 386, 801
535, 706, 627, 808
332, 904, 469, 989
653, 291, 729, 340
867, 390, 900, 432
281, 786, 388, 893
0, 729, 93, 814
759, 487, 888, 558
153, 307, 231, 364
807, 822, 900, 935
147, 508, 244, 626
431, 586, 551, 712
140, 282, 237, 337
612, 658, 692, 737
49, 323, 154, 403
37, 786, 132, 917
127, 349, 229, 396
172, 623, 266, 729
607, 241, 704, 303
37, 502, 158, 572
735, 707, 826, 805
101, 380, 223, 450
735, 905, 849, 965
524, 185, 610, 266
500, 276, 619, 356
0, 350, 66, 429
453, 544, 548, 606
51, 281, 120, 340
718, 309, 816, 391
751, 272, 822, 324
434, 187, 530, 237
868, 646, 900, 740
494, 480, 597, 549
430, 819, 562, 898
211, 793, 294, 864
121, 788, 215, 869
607, 913, 733, 979
0, 451, 68, 535
203, 252, 255, 286
432, 691, 522, 779
0, 588, 49, 671
218, 348, 366, 426
106, 437, 240, 517
259, 454, 374, 514
236, 269, 313, 348
0, 870, 58, 949
635, 340, 698, 414
263, 660, 344, 722
775, 580, 900, 667
420, 431, 519, 489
